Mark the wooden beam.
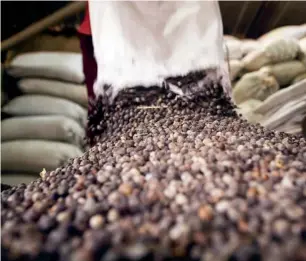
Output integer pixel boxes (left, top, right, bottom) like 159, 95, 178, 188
1, 1, 86, 52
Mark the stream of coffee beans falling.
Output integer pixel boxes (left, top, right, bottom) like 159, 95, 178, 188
2, 70, 306, 261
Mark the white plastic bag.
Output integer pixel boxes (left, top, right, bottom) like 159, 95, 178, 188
89, 1, 229, 100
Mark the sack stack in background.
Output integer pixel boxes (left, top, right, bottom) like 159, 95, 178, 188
1, 51, 87, 185
226, 24, 306, 135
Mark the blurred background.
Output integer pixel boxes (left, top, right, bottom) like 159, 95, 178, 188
2, 1, 306, 46
1, 1, 306, 186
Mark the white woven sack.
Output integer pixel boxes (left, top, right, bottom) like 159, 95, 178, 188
260, 61, 306, 86
224, 40, 243, 60
224, 35, 240, 43
254, 79, 306, 115
1, 140, 83, 173
237, 99, 262, 112
89, 1, 230, 101
1, 115, 85, 147
259, 24, 306, 45
260, 95, 306, 130
292, 72, 306, 84
229, 60, 243, 81
233, 70, 279, 105
2, 95, 87, 127
242, 39, 301, 72
236, 99, 263, 124
241, 39, 260, 56
18, 78, 88, 108
276, 124, 302, 135
1, 174, 38, 186
7, 52, 84, 84
300, 37, 306, 54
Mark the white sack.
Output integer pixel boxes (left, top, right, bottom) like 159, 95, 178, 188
237, 99, 262, 112
7, 52, 84, 84
89, 1, 229, 100
259, 24, 306, 45
276, 123, 302, 135
236, 99, 263, 124
224, 35, 240, 43
229, 60, 243, 81
1, 174, 38, 186
241, 39, 260, 56
300, 37, 306, 54
2, 95, 87, 127
292, 72, 306, 84
260, 61, 306, 87
1, 140, 83, 173
254, 79, 306, 115
1, 116, 85, 147
18, 78, 88, 108
224, 40, 243, 60
260, 95, 306, 130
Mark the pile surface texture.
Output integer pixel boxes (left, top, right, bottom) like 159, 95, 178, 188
2, 71, 306, 261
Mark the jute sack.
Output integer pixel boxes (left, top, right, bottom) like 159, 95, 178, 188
18, 78, 88, 108
233, 70, 279, 105
7, 52, 84, 84
242, 39, 300, 72
254, 79, 306, 115
260, 60, 306, 86
1, 140, 83, 173
1, 115, 85, 147
2, 95, 87, 127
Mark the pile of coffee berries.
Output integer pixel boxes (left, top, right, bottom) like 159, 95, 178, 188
2, 71, 305, 261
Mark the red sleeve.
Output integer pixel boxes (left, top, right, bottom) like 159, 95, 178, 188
78, 3, 91, 35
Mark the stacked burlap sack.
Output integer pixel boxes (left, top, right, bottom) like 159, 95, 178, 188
1, 52, 87, 184
226, 24, 306, 135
